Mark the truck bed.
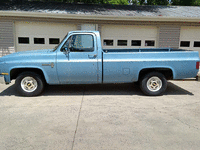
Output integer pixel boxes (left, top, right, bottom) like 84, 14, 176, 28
103, 48, 187, 53
102, 48, 199, 83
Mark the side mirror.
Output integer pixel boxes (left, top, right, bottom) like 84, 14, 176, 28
62, 47, 70, 54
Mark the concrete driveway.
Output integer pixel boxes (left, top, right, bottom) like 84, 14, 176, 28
0, 80, 200, 150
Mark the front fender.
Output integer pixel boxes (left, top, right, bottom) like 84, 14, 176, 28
9, 66, 59, 84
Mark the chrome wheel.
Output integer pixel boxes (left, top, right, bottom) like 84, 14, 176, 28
21, 76, 38, 93
147, 76, 162, 92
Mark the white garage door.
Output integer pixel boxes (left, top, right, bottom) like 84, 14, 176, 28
15, 21, 77, 52
179, 26, 200, 56
101, 25, 158, 49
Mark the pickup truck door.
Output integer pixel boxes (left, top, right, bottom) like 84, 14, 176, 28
56, 33, 98, 84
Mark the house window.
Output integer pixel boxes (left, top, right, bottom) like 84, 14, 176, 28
131, 40, 141, 46
180, 41, 190, 47
34, 38, 45, 44
194, 41, 200, 47
49, 38, 60, 44
103, 40, 113, 46
18, 37, 29, 44
145, 40, 155, 46
118, 40, 127, 46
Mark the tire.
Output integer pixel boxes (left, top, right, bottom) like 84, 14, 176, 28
15, 72, 44, 97
140, 72, 167, 96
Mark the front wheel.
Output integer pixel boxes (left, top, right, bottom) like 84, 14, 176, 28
140, 72, 167, 96
15, 72, 44, 97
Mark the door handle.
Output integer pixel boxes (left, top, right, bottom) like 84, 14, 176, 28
88, 54, 97, 58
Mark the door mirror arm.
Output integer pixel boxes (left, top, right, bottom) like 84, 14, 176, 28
62, 47, 70, 54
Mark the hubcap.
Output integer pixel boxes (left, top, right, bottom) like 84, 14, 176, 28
147, 76, 162, 92
21, 77, 38, 93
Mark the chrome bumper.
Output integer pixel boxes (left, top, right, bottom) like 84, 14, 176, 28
0, 75, 5, 84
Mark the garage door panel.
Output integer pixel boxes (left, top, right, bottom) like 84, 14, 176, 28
15, 21, 76, 52
102, 25, 157, 37
180, 26, 200, 56
180, 26, 200, 40
101, 25, 158, 49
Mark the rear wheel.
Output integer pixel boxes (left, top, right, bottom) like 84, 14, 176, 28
140, 72, 167, 96
15, 72, 44, 96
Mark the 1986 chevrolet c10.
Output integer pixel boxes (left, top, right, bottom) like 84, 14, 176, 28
0, 31, 199, 96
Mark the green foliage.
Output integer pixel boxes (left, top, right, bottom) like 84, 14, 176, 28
108, 0, 129, 5
0, 0, 11, 2
5, 0, 200, 6
171, 0, 200, 6
79, 0, 109, 4
130, 0, 138, 4
171, 0, 180, 5
145, 0, 169, 5
193, 0, 200, 6
155, 0, 169, 5
138, 0, 145, 5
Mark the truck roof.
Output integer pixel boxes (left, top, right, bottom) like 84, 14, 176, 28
68, 31, 99, 34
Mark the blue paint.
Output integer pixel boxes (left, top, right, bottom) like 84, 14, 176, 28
0, 31, 199, 84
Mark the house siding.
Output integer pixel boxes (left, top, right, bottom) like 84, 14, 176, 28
158, 25, 181, 49
0, 20, 15, 57
0, 16, 200, 56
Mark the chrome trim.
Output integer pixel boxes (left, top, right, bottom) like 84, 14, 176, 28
147, 76, 162, 92
42, 62, 54, 68
21, 77, 38, 93
0, 76, 5, 84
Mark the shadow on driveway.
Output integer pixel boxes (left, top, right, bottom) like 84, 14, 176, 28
0, 81, 194, 97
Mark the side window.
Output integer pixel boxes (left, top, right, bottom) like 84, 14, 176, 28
18, 37, 29, 44
131, 40, 141, 46
49, 38, 60, 44
145, 40, 155, 47
34, 38, 45, 44
62, 34, 94, 52
103, 39, 113, 46
180, 41, 190, 47
118, 40, 127, 46
194, 41, 200, 47
71, 34, 94, 52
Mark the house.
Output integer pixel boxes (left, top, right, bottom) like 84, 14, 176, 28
0, 2, 200, 56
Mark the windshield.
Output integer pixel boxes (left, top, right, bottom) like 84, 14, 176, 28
52, 33, 68, 52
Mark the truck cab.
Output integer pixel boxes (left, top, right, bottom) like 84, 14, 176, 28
56, 31, 102, 84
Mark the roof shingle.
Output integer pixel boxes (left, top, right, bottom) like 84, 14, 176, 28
0, 2, 200, 18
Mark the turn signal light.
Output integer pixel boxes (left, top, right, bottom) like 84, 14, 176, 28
196, 62, 200, 69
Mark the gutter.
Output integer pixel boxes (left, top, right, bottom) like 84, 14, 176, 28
0, 11, 200, 23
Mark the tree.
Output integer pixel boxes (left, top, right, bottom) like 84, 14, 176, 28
193, 0, 200, 5
155, 0, 169, 5
171, 0, 200, 6
108, 0, 129, 5
3, 0, 200, 5
145, 0, 169, 5
138, 0, 145, 5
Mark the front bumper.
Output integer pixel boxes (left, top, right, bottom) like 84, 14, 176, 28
0, 75, 5, 84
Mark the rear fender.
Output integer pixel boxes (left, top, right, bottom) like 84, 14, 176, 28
138, 67, 175, 81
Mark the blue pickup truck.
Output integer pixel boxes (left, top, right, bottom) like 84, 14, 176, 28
0, 31, 199, 96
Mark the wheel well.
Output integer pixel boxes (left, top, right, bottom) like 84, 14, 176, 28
10, 68, 46, 82
139, 68, 173, 80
